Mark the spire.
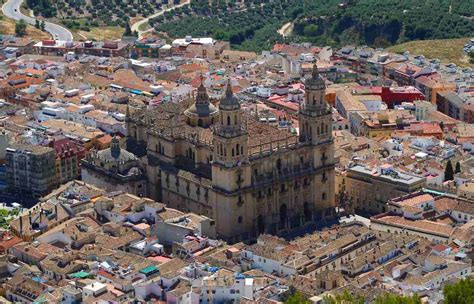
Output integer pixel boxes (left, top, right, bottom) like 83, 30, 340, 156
111, 136, 121, 159
196, 75, 209, 105
225, 78, 233, 98
219, 78, 240, 110
305, 60, 325, 90
312, 62, 319, 79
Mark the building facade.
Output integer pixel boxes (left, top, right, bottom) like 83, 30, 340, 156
5, 143, 58, 197
337, 164, 426, 214
127, 64, 336, 242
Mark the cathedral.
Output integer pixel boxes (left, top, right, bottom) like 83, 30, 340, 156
126, 63, 336, 242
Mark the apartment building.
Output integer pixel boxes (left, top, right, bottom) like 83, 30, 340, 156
5, 143, 57, 197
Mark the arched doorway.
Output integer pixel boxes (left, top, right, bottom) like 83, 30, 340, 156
257, 215, 265, 234
279, 204, 287, 230
304, 202, 311, 222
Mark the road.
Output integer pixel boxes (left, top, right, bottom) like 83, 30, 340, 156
131, 0, 190, 38
2, 0, 73, 41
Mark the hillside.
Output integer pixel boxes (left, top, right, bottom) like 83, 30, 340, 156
388, 38, 473, 68
151, 0, 474, 52
25, 0, 182, 28
0, 13, 50, 40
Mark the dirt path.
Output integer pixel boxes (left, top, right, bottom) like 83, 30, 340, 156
278, 22, 293, 37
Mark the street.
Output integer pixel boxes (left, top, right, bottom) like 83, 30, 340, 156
2, 0, 73, 41
131, 0, 190, 38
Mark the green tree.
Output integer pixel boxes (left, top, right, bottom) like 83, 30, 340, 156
124, 22, 133, 36
323, 290, 364, 304
15, 19, 27, 37
374, 293, 421, 304
285, 291, 311, 304
455, 161, 461, 174
469, 51, 474, 64
35, 19, 40, 29
40, 20, 46, 31
303, 24, 318, 37
444, 278, 474, 304
324, 291, 422, 304
444, 160, 454, 181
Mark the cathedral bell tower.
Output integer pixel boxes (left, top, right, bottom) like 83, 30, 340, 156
299, 63, 333, 146
212, 80, 250, 192
299, 62, 336, 216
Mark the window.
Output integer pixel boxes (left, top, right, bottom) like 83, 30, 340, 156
227, 116, 231, 126
322, 192, 326, 200
236, 144, 240, 156
280, 183, 286, 192
276, 158, 282, 172
238, 216, 242, 224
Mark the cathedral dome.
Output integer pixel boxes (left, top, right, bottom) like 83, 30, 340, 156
93, 136, 137, 163
305, 63, 325, 90
184, 80, 219, 127
184, 102, 219, 117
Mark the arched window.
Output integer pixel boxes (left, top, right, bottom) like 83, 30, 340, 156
276, 158, 282, 172
238, 216, 242, 224
234, 115, 238, 125
236, 144, 240, 155
227, 116, 231, 126
232, 148, 235, 157
241, 145, 244, 155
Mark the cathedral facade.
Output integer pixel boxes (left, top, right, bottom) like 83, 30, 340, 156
127, 64, 336, 242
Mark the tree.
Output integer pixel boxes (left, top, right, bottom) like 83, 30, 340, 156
444, 160, 454, 181
455, 161, 461, 174
373, 293, 421, 304
324, 291, 421, 304
284, 291, 311, 304
40, 20, 46, 31
444, 278, 474, 304
35, 19, 40, 29
123, 22, 133, 36
15, 19, 27, 37
323, 290, 364, 304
